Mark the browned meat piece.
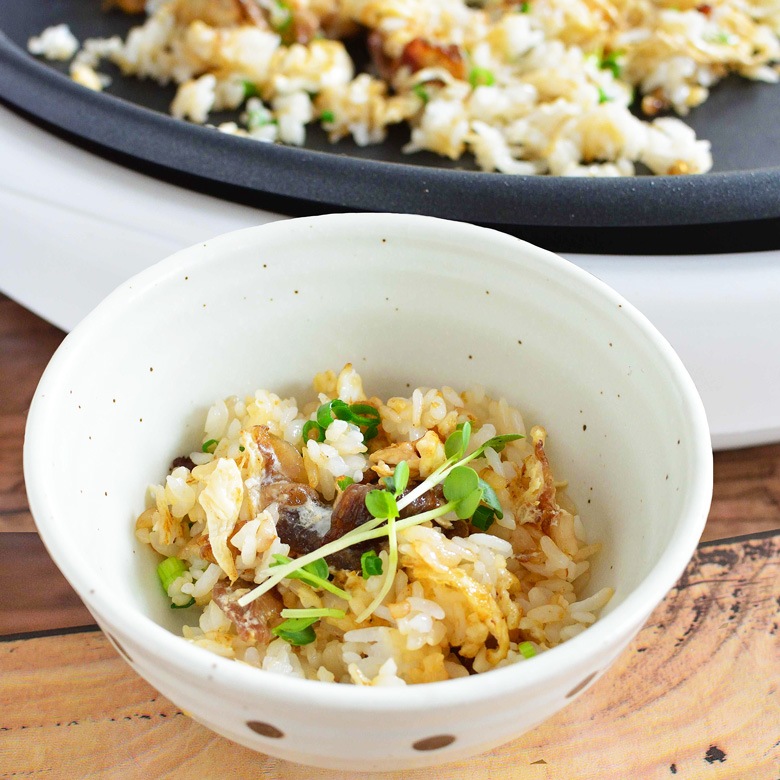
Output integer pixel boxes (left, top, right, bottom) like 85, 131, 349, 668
368, 32, 467, 83
267, 481, 379, 570
212, 580, 283, 643
400, 38, 467, 81
253, 426, 308, 485
329, 483, 374, 538
265, 482, 333, 558
399, 484, 445, 518
103, 0, 146, 14
368, 30, 396, 82
171, 455, 196, 471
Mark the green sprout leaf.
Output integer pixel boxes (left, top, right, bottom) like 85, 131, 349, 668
365, 490, 399, 520
272, 617, 317, 646
337, 476, 354, 491
361, 550, 384, 579
480, 433, 522, 453
445, 421, 472, 460
270, 554, 348, 600
443, 465, 479, 502
393, 461, 410, 497
280, 608, 346, 619
477, 478, 503, 519
455, 488, 484, 520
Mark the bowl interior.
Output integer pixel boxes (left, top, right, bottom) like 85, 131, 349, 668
27, 213, 707, 641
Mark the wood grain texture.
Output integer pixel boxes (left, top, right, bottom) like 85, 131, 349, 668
0, 294, 64, 522
1, 534, 778, 780
1, 293, 780, 640
0, 534, 93, 634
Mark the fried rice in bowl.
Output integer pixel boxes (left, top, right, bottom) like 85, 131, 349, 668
24, 213, 712, 770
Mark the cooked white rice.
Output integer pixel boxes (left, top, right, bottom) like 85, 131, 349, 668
27, 0, 780, 175
135, 364, 613, 685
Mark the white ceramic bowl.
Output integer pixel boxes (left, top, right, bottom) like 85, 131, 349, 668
24, 213, 712, 770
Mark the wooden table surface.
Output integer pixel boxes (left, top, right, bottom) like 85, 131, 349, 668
1, 293, 779, 778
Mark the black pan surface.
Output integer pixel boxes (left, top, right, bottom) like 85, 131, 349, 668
2, 0, 779, 254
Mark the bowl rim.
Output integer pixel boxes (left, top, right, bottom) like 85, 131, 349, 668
24, 212, 713, 711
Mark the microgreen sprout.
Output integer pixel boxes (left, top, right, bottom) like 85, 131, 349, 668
271, 617, 317, 645
361, 550, 383, 578
238, 428, 523, 614
303, 399, 382, 444
280, 608, 346, 619
337, 476, 354, 491
269, 554, 349, 600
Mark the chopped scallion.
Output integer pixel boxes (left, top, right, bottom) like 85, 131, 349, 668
320, 109, 335, 123
201, 439, 218, 453
242, 80, 259, 99
469, 67, 495, 88
518, 641, 537, 659
413, 83, 429, 103
171, 597, 195, 609
471, 504, 495, 531
302, 420, 326, 443
157, 556, 186, 593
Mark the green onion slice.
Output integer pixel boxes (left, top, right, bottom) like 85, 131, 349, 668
471, 504, 495, 531
157, 556, 186, 593
201, 439, 218, 453
171, 597, 196, 610
518, 641, 537, 659
302, 420, 325, 443
469, 67, 495, 88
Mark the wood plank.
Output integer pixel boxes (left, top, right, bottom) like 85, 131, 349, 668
704, 442, 780, 541
1, 534, 777, 779
0, 534, 93, 635
0, 294, 65, 518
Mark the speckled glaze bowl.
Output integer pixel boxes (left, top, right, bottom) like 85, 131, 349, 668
24, 213, 713, 770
